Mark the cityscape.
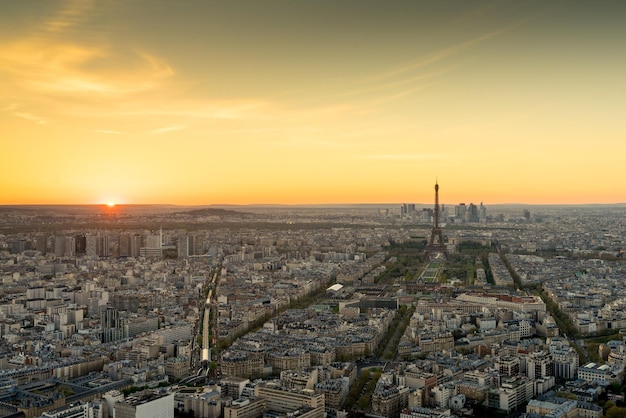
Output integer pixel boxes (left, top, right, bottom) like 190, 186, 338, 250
2, 1, 626, 418
1, 184, 625, 418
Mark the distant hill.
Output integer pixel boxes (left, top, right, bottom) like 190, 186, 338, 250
177, 208, 249, 217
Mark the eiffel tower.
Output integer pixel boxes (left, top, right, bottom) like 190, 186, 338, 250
424, 181, 448, 258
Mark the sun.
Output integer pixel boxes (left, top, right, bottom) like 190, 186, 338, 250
107, 201, 116, 207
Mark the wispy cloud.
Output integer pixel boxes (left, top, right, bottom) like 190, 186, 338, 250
14, 112, 48, 125
2, 103, 48, 125
367, 29, 507, 84
44, 0, 95, 34
100, 98, 271, 121
369, 82, 437, 105
0, 0, 173, 99
322, 15, 530, 111
298, 19, 523, 113
0, 41, 174, 96
2, 103, 18, 112
149, 125, 187, 135
338, 14, 526, 107
353, 153, 447, 161
94, 129, 124, 135
338, 66, 455, 99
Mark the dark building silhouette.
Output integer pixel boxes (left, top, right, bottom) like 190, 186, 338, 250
36, 234, 49, 254
74, 235, 86, 255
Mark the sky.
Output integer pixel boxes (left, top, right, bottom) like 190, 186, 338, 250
1, 0, 625, 206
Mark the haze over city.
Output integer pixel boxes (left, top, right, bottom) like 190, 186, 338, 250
1, 0, 625, 206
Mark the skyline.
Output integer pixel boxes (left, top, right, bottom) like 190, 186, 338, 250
1, 1, 625, 206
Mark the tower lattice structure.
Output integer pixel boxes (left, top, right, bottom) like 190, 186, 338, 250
425, 181, 448, 258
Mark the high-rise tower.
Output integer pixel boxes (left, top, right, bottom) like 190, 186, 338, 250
425, 181, 448, 258
101, 306, 127, 343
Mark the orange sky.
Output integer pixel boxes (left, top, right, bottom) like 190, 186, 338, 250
1, 1, 625, 205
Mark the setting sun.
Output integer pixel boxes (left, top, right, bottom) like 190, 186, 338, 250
107, 202, 116, 208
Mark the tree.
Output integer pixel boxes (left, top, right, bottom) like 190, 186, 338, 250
357, 395, 370, 410
605, 406, 626, 418
556, 391, 577, 400
605, 400, 617, 411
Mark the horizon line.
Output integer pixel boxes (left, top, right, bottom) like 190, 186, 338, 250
1, 202, 626, 207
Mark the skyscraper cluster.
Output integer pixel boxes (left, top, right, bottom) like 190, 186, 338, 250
400, 201, 487, 223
